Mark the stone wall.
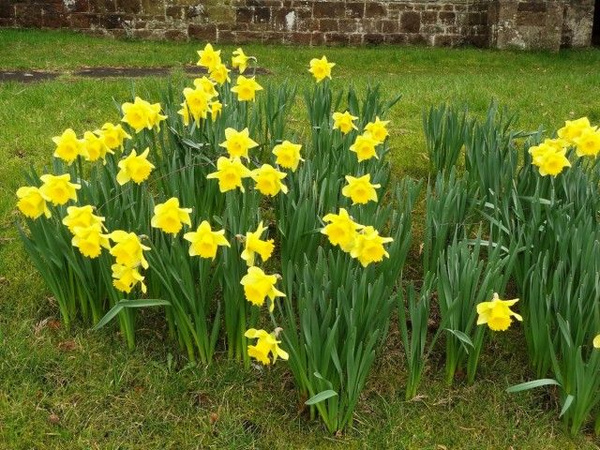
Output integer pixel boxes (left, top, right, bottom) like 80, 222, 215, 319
0, 0, 596, 50
489, 0, 595, 50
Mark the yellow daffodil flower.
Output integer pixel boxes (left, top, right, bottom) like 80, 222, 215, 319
240, 266, 285, 311
232, 48, 250, 74
178, 102, 191, 126
364, 116, 390, 143
219, 127, 258, 160
350, 226, 393, 267
321, 208, 364, 253
244, 328, 289, 365
342, 174, 381, 205
183, 86, 212, 122
593, 334, 600, 349
95, 123, 131, 151
206, 156, 252, 193
272, 140, 304, 171
240, 221, 274, 267
350, 133, 379, 162
476, 293, 522, 331
72, 223, 110, 259
528, 139, 567, 166
231, 75, 263, 102
82, 131, 112, 162
251, 164, 288, 196
308, 56, 335, 83
116, 148, 155, 185
528, 143, 571, 177
151, 198, 192, 235
557, 117, 592, 144
16, 186, 51, 219
39, 173, 80, 206
121, 97, 167, 133
332, 111, 358, 134
210, 101, 222, 121
62, 205, 104, 234
183, 220, 230, 259
52, 128, 84, 164
574, 127, 600, 157
196, 43, 221, 71
193, 76, 218, 98
210, 62, 231, 85
111, 263, 147, 294
109, 230, 150, 269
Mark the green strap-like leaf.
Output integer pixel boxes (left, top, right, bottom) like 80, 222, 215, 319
506, 378, 560, 393
93, 299, 171, 330
559, 394, 574, 418
305, 390, 338, 405
444, 328, 474, 354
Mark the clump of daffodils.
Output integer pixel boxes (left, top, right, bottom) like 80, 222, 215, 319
321, 209, 393, 267
62, 206, 110, 259
529, 117, 600, 177
109, 231, 150, 293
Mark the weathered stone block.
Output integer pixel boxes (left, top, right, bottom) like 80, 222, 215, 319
70, 13, 93, 28
89, 0, 117, 13
467, 12, 486, 26
311, 31, 325, 45
218, 30, 235, 42
0, 3, 14, 19
434, 34, 456, 46
406, 33, 428, 45
384, 33, 407, 44
439, 12, 455, 25
235, 30, 264, 43
380, 19, 398, 33
15, 4, 43, 28
364, 33, 384, 44
365, 2, 386, 18
313, 2, 344, 19
400, 11, 420, 33
165, 29, 187, 40
345, 2, 364, 19
236, 7, 253, 22
206, 5, 234, 22
516, 11, 546, 27
325, 32, 350, 45
42, 8, 70, 28
166, 6, 183, 19
262, 31, 284, 43
254, 6, 270, 22
421, 11, 436, 25
338, 19, 357, 33
282, 30, 309, 43
115, 0, 140, 14
319, 18, 338, 31
140, 0, 163, 16
188, 23, 217, 42
517, 2, 547, 13
100, 13, 122, 29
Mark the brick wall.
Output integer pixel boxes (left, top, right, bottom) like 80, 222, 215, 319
0, 1, 595, 50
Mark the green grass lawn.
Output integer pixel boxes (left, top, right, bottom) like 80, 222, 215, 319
1, 29, 600, 449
